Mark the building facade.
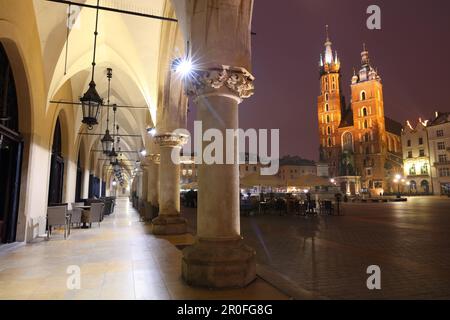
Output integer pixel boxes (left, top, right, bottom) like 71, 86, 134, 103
401, 120, 433, 194
317, 29, 403, 196
427, 112, 450, 195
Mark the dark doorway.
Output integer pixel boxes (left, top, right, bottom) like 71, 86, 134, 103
0, 43, 23, 243
48, 118, 64, 205
75, 154, 82, 202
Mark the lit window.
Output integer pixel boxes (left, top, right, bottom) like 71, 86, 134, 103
362, 107, 368, 117
409, 165, 416, 175
421, 164, 428, 175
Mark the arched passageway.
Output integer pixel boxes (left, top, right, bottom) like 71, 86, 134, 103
0, 43, 23, 243
48, 118, 64, 205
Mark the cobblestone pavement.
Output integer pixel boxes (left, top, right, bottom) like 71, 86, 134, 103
183, 197, 450, 299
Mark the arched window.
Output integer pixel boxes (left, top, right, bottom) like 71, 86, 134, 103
360, 91, 366, 101
325, 93, 329, 101
362, 107, 368, 117
342, 132, 354, 152
327, 126, 332, 135
325, 104, 329, 112
326, 115, 330, 123
363, 120, 368, 129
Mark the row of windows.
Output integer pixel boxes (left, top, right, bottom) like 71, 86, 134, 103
437, 141, 446, 150
406, 137, 424, 147
439, 167, 450, 177
439, 154, 448, 163
409, 164, 429, 175
407, 150, 426, 158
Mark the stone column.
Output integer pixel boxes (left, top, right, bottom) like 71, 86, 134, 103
172, 0, 256, 288
182, 67, 256, 288
146, 154, 160, 218
81, 169, 90, 199
152, 134, 187, 235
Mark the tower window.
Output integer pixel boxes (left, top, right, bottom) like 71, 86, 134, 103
407, 140, 411, 147
362, 107, 368, 117
363, 120, 368, 129
325, 93, 329, 101
325, 104, 329, 112
327, 126, 332, 135
360, 91, 367, 101
326, 115, 331, 123
327, 137, 332, 147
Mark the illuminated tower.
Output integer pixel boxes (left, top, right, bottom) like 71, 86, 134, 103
317, 26, 345, 177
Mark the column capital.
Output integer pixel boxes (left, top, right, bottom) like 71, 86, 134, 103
187, 65, 255, 101
154, 133, 188, 148
144, 153, 161, 165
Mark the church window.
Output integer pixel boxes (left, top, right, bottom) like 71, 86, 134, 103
325, 103, 329, 112
362, 107, 368, 117
361, 91, 367, 101
342, 132, 354, 152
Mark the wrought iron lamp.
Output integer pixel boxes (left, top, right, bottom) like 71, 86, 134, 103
80, 0, 103, 129
101, 68, 114, 154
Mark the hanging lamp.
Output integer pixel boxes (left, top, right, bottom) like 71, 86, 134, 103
101, 68, 114, 154
80, 0, 103, 129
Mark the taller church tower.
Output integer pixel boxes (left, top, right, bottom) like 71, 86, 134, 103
317, 26, 345, 177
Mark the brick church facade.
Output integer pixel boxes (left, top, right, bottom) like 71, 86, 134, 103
317, 28, 403, 195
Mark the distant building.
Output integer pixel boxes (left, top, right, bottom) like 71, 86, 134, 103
317, 27, 403, 195
316, 162, 330, 178
401, 120, 432, 194
427, 112, 450, 195
278, 156, 317, 180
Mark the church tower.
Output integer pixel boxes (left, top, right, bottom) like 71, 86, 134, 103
350, 45, 388, 190
317, 26, 344, 177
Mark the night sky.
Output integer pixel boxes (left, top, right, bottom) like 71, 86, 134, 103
189, 0, 450, 161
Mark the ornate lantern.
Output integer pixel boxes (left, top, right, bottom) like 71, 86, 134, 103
80, 0, 103, 129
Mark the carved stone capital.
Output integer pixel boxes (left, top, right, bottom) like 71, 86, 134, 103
187, 65, 255, 100
145, 154, 161, 165
154, 133, 188, 148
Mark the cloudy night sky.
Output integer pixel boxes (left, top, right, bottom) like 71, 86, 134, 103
188, 0, 450, 161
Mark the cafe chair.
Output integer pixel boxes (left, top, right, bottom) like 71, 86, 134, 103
47, 205, 69, 239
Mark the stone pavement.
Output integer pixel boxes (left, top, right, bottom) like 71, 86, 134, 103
0, 198, 287, 300
184, 196, 450, 299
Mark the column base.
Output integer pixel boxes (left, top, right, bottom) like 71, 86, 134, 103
182, 239, 256, 289
152, 215, 187, 235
